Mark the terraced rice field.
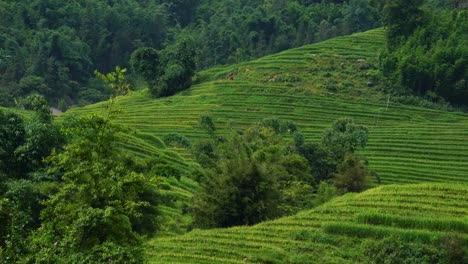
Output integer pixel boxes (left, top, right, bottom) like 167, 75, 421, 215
146, 183, 468, 263
66, 28, 468, 185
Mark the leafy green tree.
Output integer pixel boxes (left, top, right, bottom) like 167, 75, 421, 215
0, 111, 25, 177
333, 153, 371, 193
15, 95, 63, 173
26, 114, 159, 263
380, 8, 467, 105
199, 114, 216, 135
130, 47, 164, 89
130, 39, 197, 97
158, 38, 198, 97
382, 0, 425, 49
21, 66, 158, 263
322, 118, 368, 161
193, 125, 313, 228
296, 118, 372, 192
0, 95, 62, 178
0, 95, 63, 262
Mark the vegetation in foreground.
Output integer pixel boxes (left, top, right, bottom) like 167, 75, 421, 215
146, 183, 468, 264
0, 1, 467, 263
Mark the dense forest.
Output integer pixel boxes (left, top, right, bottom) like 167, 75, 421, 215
380, 0, 468, 106
0, 0, 382, 109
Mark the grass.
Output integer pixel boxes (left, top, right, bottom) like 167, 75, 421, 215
146, 183, 468, 263
64, 28, 468, 186
20, 28, 463, 262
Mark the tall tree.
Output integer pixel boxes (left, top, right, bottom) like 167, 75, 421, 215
382, 0, 425, 49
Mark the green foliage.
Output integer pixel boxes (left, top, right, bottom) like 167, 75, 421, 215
27, 114, 159, 263
382, 0, 425, 50
313, 181, 337, 206
94, 67, 131, 116
0, 111, 25, 176
440, 233, 467, 264
0, 96, 63, 262
0, 180, 44, 263
158, 39, 198, 97
193, 125, 313, 228
199, 114, 216, 135
0, 95, 63, 178
381, 6, 468, 105
322, 118, 368, 160
131, 39, 197, 97
258, 118, 297, 134
130, 48, 163, 88
163, 133, 191, 148
0, 1, 381, 106
15, 98, 63, 174
333, 154, 372, 193
296, 118, 370, 190
94, 66, 131, 97
21, 94, 52, 122
0, 0, 168, 108
363, 236, 443, 264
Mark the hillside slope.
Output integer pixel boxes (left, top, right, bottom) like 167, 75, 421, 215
146, 183, 468, 263
66, 28, 468, 185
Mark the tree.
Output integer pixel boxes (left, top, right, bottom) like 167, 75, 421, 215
322, 118, 368, 161
130, 47, 164, 89
131, 39, 197, 98
296, 119, 372, 190
193, 125, 313, 228
333, 153, 371, 193
0, 95, 62, 178
0, 111, 25, 177
380, 8, 468, 105
26, 115, 158, 263
382, 0, 425, 50
157, 38, 198, 97
0, 95, 63, 262
24, 67, 158, 263
15, 95, 63, 173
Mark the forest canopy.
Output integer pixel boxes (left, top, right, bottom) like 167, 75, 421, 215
0, 0, 381, 109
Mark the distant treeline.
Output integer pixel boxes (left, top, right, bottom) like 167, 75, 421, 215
0, 0, 382, 109
380, 0, 468, 106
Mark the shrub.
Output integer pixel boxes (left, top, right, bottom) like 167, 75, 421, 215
199, 114, 216, 135
163, 133, 191, 148
258, 118, 297, 134
441, 233, 467, 264
333, 154, 372, 193
363, 236, 443, 264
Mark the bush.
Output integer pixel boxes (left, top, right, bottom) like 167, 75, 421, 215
258, 118, 297, 134
163, 133, 191, 148
192, 126, 313, 228
333, 154, 372, 193
441, 233, 467, 264
199, 115, 216, 135
313, 181, 337, 206
363, 236, 443, 264
132, 39, 197, 98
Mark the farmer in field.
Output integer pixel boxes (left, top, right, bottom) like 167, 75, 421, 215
228, 71, 234, 80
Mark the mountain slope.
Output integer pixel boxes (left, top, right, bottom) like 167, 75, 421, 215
146, 183, 468, 263
66, 28, 468, 185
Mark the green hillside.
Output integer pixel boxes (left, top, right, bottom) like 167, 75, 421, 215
66, 28, 468, 185
146, 183, 468, 263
